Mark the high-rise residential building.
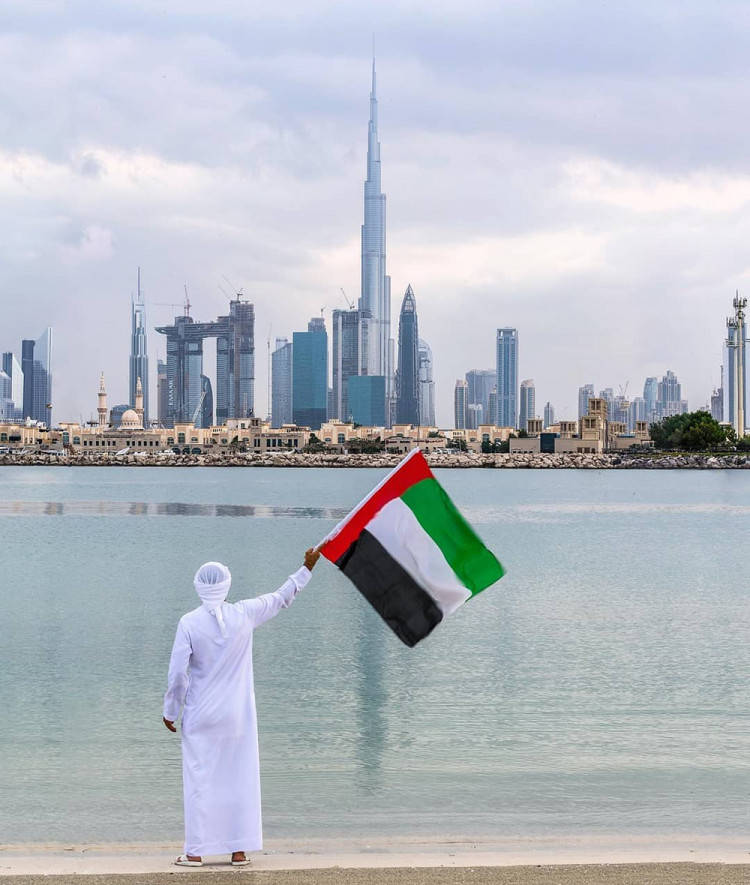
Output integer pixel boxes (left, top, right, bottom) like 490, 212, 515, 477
657, 370, 686, 419
271, 337, 293, 427
466, 369, 495, 422
331, 310, 360, 422
487, 388, 498, 426
613, 395, 630, 426
711, 378, 723, 423
544, 401, 555, 428
130, 269, 149, 425
519, 379, 535, 432
200, 375, 213, 428
348, 375, 385, 426
454, 379, 468, 429
2, 352, 23, 419
724, 294, 747, 435
215, 298, 255, 423
643, 377, 659, 423
395, 285, 419, 424
417, 338, 436, 427
156, 298, 254, 426
359, 58, 392, 417
0, 370, 11, 420
466, 403, 483, 429
157, 359, 168, 426
496, 328, 518, 427
599, 387, 615, 421
292, 318, 328, 430
578, 384, 594, 420
21, 328, 52, 425
629, 396, 647, 431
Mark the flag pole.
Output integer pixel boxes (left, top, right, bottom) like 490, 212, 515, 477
314, 447, 421, 551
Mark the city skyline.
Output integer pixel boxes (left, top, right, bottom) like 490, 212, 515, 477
2, 4, 748, 424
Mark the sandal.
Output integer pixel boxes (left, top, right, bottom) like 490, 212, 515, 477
175, 855, 203, 867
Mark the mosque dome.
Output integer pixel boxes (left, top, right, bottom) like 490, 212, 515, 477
119, 409, 142, 429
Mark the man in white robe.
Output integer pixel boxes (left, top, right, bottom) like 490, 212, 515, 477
163, 548, 320, 866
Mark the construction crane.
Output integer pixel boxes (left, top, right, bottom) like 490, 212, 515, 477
618, 381, 629, 399
340, 287, 355, 310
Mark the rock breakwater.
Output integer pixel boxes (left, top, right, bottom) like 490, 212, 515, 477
2, 451, 750, 468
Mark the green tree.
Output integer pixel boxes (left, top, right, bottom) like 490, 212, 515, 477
447, 438, 468, 452
649, 410, 729, 451
303, 433, 327, 453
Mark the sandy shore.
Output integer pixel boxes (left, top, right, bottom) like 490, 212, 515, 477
2, 865, 750, 885
1, 836, 749, 882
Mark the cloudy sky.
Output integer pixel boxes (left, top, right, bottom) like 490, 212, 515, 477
3, 0, 749, 425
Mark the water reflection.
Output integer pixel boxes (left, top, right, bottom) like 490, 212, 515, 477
0, 501, 349, 519
353, 603, 388, 789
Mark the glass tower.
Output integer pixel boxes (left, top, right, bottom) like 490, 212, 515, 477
130, 269, 149, 425
331, 309, 360, 422
418, 338, 436, 427
272, 337, 293, 427
292, 318, 328, 430
519, 379, 535, 432
359, 58, 392, 416
495, 328, 518, 428
21, 329, 52, 425
395, 285, 419, 424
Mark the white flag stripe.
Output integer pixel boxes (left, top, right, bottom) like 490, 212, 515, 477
366, 498, 472, 616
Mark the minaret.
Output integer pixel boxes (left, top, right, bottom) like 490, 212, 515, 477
97, 372, 108, 428
135, 376, 144, 426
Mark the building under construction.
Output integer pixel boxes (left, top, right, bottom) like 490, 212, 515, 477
156, 297, 254, 427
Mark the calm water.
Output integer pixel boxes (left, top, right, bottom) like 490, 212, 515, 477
1, 466, 749, 843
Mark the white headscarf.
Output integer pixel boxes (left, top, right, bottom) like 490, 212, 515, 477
194, 561, 231, 637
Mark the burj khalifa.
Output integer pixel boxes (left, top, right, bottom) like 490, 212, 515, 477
359, 58, 393, 418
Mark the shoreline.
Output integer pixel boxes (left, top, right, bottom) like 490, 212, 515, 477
2, 834, 750, 876
1, 452, 749, 469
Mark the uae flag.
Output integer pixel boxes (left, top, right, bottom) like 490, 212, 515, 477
319, 449, 504, 646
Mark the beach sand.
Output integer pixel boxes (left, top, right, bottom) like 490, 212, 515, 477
2, 866, 750, 885
1, 837, 749, 883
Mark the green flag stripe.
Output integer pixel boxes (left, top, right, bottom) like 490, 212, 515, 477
399, 478, 504, 595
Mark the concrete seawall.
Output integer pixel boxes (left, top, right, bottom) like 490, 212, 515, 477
2, 451, 749, 468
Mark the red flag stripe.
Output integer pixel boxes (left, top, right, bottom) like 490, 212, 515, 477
320, 450, 433, 563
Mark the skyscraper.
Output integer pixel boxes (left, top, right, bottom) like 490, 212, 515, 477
21, 329, 52, 425
395, 285, 419, 424
359, 58, 393, 419
292, 318, 328, 430
544, 401, 555, 428
215, 298, 255, 423
271, 337, 293, 427
724, 294, 747, 435
519, 379, 535, 432
331, 309, 360, 422
487, 388, 498, 427
2, 352, 23, 419
417, 338, 436, 427
657, 370, 686, 419
156, 298, 254, 426
643, 377, 659, 423
578, 384, 595, 419
454, 379, 468, 429
495, 328, 518, 428
200, 375, 213, 428
130, 269, 149, 425
466, 369, 495, 422
348, 375, 386, 426
157, 359, 168, 426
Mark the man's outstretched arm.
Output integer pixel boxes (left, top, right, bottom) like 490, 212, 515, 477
240, 548, 321, 628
